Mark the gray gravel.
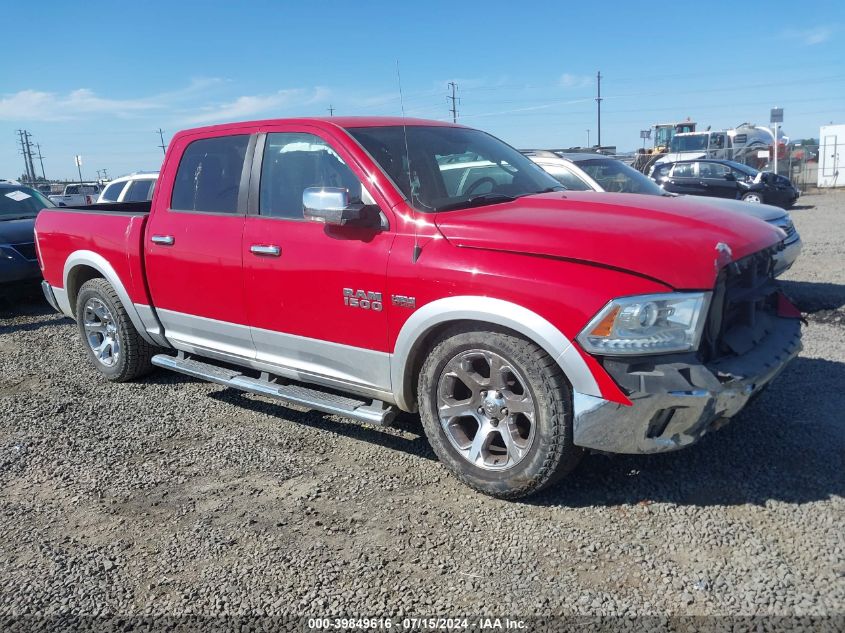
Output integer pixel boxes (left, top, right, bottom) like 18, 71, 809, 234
0, 191, 843, 623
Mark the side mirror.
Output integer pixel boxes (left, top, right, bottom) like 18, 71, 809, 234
303, 187, 365, 226
724, 172, 736, 181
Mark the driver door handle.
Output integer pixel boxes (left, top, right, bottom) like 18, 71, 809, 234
151, 234, 175, 246
250, 244, 281, 257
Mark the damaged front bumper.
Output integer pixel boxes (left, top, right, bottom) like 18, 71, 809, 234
572, 313, 802, 454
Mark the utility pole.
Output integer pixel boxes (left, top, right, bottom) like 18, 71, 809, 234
327, 104, 335, 116
586, 129, 590, 148
447, 81, 459, 123
35, 143, 46, 180
17, 130, 33, 182
156, 128, 167, 155
595, 71, 603, 148
102, 168, 109, 180
24, 132, 37, 183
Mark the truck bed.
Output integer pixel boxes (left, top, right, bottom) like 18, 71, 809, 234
35, 201, 154, 313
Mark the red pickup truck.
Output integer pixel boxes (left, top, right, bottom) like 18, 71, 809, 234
35, 117, 802, 498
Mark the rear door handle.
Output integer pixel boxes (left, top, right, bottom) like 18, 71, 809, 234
151, 234, 175, 246
250, 244, 281, 257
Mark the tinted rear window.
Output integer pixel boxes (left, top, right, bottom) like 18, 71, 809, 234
124, 179, 155, 202
100, 181, 126, 201
171, 135, 249, 212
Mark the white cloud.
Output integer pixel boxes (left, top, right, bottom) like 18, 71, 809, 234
784, 25, 835, 45
183, 87, 331, 124
0, 88, 163, 121
0, 77, 226, 122
559, 73, 592, 89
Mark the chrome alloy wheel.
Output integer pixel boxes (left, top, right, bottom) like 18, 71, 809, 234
743, 193, 762, 203
436, 349, 536, 471
82, 297, 121, 367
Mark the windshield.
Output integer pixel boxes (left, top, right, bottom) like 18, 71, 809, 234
346, 126, 562, 212
0, 186, 54, 219
573, 158, 664, 195
670, 135, 708, 152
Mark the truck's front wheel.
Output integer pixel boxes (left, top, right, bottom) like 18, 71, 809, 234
75, 278, 155, 382
417, 326, 582, 499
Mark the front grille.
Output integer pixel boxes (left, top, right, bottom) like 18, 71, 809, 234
701, 246, 779, 362
10, 242, 37, 261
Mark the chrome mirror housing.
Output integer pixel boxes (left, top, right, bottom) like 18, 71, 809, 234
302, 187, 365, 225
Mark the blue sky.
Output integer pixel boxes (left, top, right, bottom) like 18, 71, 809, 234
2, 0, 843, 180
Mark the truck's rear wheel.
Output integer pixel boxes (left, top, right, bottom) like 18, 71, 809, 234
75, 278, 155, 382
417, 326, 582, 499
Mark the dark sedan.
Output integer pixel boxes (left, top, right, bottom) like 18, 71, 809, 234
651, 159, 800, 209
1, 183, 53, 286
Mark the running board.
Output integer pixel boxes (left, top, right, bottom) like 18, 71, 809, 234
151, 353, 397, 426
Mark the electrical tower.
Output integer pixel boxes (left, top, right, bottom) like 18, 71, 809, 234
595, 71, 603, 148
327, 104, 335, 116
447, 82, 459, 123
157, 129, 167, 155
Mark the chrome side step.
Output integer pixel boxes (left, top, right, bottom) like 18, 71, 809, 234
151, 353, 397, 426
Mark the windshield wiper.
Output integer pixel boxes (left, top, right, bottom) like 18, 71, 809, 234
526, 186, 566, 195
434, 193, 517, 212
0, 214, 36, 221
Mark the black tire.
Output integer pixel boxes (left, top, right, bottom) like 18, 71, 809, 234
75, 278, 155, 382
417, 325, 582, 499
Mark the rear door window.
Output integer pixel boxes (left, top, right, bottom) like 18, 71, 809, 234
100, 181, 126, 201
699, 162, 730, 179
124, 179, 155, 202
672, 163, 696, 178
171, 135, 249, 212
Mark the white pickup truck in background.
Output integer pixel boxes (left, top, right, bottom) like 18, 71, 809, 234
48, 183, 102, 207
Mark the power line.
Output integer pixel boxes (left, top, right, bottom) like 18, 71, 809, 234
447, 81, 459, 123
156, 128, 167, 155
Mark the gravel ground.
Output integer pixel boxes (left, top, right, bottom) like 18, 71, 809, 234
0, 191, 843, 626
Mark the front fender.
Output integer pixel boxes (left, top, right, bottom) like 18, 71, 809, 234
390, 295, 612, 412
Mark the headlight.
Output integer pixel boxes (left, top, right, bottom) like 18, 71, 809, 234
577, 292, 711, 355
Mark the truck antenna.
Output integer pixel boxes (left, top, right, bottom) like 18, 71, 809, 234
397, 61, 422, 264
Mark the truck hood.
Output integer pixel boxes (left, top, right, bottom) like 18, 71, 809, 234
0, 217, 36, 244
434, 191, 784, 289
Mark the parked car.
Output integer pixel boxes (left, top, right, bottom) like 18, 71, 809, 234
35, 117, 801, 499
525, 152, 801, 275
48, 183, 102, 207
1, 183, 53, 285
97, 171, 159, 203
651, 159, 800, 208
524, 151, 670, 194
